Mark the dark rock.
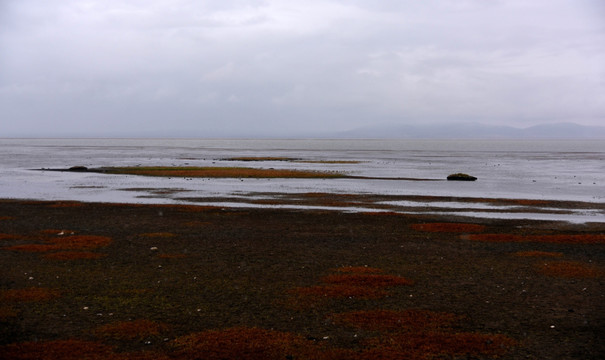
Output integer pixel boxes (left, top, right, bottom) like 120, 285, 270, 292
447, 173, 477, 181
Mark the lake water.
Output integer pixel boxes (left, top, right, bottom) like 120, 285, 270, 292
1, 138, 604, 223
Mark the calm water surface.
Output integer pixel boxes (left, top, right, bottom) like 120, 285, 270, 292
1, 138, 604, 222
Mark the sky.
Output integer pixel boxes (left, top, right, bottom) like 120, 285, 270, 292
1, 0, 604, 137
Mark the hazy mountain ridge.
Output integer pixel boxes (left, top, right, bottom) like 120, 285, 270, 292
7, 122, 605, 139
335, 122, 605, 139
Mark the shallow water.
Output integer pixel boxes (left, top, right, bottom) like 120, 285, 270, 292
1, 138, 604, 222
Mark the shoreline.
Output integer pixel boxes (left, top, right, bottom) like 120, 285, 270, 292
2, 191, 604, 225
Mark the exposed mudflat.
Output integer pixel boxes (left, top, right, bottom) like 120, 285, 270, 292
1, 199, 604, 359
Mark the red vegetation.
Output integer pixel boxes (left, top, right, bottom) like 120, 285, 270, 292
0, 287, 61, 302
45, 235, 112, 250
2, 244, 55, 252
139, 232, 175, 238
513, 251, 563, 258
292, 285, 389, 300
3, 234, 112, 253
157, 253, 188, 259
331, 309, 460, 333
0, 233, 22, 240
0, 305, 19, 320
94, 319, 170, 341
0, 339, 171, 360
335, 266, 383, 274
290, 268, 413, 302
48, 201, 84, 208
38, 229, 74, 235
536, 261, 602, 278
44, 251, 107, 260
172, 327, 326, 360
361, 332, 516, 359
321, 274, 414, 287
466, 233, 605, 244
0, 339, 114, 360
411, 222, 486, 233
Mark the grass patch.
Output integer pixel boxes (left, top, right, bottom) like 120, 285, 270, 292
102, 166, 344, 179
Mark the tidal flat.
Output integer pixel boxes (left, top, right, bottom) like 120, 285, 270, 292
1, 199, 604, 359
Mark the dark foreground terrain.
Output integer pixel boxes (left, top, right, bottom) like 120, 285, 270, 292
0, 199, 604, 359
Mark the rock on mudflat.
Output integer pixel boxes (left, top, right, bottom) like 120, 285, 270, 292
447, 173, 477, 181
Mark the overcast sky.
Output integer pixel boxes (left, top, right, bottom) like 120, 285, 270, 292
1, 0, 604, 137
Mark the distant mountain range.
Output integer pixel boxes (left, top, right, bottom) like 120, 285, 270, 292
9, 122, 605, 139
331, 122, 605, 139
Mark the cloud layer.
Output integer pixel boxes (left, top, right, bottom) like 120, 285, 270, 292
2, 0, 604, 136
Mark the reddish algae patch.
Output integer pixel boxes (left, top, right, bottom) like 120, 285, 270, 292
0, 339, 114, 360
411, 222, 486, 233
466, 233, 605, 244
44, 251, 107, 260
139, 232, 175, 238
361, 332, 516, 359
0, 305, 19, 320
157, 253, 188, 259
94, 319, 170, 341
536, 261, 602, 278
172, 327, 326, 360
321, 274, 414, 288
331, 309, 460, 333
3, 234, 112, 253
48, 201, 84, 208
291, 284, 389, 300
289, 268, 413, 302
3, 244, 57, 252
45, 235, 112, 250
514, 250, 564, 258
335, 266, 383, 274
0, 287, 61, 302
0, 233, 22, 240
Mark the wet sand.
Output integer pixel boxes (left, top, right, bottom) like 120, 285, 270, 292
1, 198, 604, 359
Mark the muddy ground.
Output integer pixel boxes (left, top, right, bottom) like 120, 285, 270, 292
0, 199, 604, 359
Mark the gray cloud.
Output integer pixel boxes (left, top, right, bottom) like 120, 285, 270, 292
1, 0, 604, 136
